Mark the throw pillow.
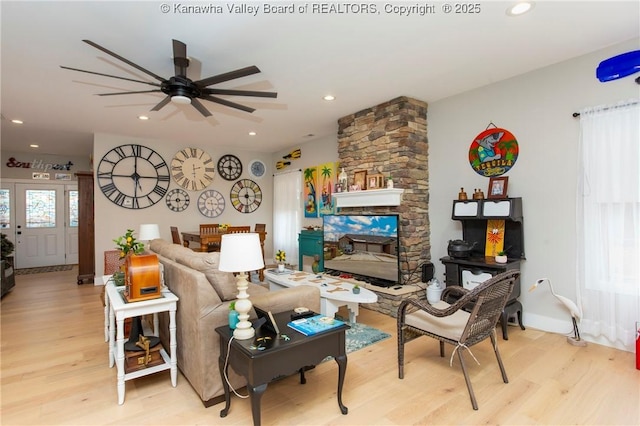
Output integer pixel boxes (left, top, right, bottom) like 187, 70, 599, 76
173, 251, 238, 301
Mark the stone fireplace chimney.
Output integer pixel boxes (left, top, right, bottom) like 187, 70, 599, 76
337, 96, 429, 286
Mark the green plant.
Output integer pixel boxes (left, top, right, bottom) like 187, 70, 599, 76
497, 250, 506, 256
113, 229, 145, 259
1, 233, 15, 260
229, 301, 236, 311
353, 284, 360, 289
275, 249, 286, 263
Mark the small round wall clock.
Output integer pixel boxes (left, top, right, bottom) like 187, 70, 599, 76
171, 147, 215, 191
97, 144, 170, 209
230, 179, 262, 213
197, 189, 225, 218
217, 154, 243, 181
248, 159, 266, 179
165, 188, 190, 212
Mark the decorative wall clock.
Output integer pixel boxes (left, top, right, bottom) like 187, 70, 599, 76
230, 179, 262, 213
97, 144, 170, 209
171, 147, 215, 191
248, 159, 266, 179
197, 189, 225, 218
165, 188, 190, 212
217, 154, 243, 181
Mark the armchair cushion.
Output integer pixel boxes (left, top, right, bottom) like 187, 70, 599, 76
405, 300, 470, 341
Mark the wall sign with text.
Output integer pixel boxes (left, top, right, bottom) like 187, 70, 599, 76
468, 127, 519, 177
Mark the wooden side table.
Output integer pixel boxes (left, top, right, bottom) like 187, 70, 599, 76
216, 311, 349, 426
106, 282, 179, 405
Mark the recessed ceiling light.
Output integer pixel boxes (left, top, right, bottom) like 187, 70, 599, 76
138, 115, 149, 120
507, 1, 534, 16
30, 144, 39, 148
11, 119, 23, 124
323, 95, 336, 101
249, 131, 257, 136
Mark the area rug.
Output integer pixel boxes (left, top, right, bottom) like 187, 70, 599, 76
15, 265, 74, 275
345, 321, 391, 354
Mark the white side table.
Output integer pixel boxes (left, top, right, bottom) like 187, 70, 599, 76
105, 282, 179, 405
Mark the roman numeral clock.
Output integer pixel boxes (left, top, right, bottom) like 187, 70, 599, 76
171, 148, 215, 191
97, 144, 170, 209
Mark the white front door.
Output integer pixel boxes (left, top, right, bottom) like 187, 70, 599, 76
14, 183, 66, 268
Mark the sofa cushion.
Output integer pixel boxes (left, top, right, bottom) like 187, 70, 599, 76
173, 251, 239, 301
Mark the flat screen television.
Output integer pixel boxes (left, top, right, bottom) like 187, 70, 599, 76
322, 214, 400, 287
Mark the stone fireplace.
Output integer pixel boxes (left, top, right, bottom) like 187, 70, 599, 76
336, 96, 430, 287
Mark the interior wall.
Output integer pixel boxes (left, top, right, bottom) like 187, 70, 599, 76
93, 133, 273, 280
428, 38, 639, 338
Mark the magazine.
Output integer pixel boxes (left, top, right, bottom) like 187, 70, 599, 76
287, 314, 345, 336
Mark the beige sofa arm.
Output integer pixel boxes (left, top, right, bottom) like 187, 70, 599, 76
252, 285, 320, 315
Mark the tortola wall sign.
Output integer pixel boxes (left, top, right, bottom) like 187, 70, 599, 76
468, 124, 519, 177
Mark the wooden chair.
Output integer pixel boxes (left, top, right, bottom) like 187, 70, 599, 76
199, 223, 219, 235
226, 226, 251, 233
104, 250, 124, 275
254, 223, 266, 232
397, 270, 520, 410
170, 226, 182, 245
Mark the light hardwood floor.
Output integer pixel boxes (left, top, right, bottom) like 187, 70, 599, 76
1, 266, 638, 425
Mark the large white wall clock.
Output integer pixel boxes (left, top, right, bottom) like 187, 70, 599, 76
230, 179, 262, 213
165, 188, 190, 212
97, 144, 170, 209
171, 147, 215, 191
197, 189, 225, 218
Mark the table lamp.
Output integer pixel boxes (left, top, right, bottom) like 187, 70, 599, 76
138, 223, 160, 245
219, 233, 265, 340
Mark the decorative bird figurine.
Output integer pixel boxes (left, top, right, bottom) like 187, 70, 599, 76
529, 278, 586, 346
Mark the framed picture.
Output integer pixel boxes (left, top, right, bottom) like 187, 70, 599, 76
367, 174, 384, 189
353, 170, 367, 190
488, 176, 509, 199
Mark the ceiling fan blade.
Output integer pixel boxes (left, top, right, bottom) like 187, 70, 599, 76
82, 39, 166, 83
151, 96, 172, 111
201, 94, 255, 113
190, 98, 212, 117
195, 66, 261, 87
172, 39, 189, 77
60, 66, 161, 87
203, 88, 278, 98
97, 90, 163, 96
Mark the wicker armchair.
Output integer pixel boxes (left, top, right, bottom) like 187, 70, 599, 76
397, 270, 520, 410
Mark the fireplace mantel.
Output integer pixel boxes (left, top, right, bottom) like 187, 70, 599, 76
333, 188, 404, 208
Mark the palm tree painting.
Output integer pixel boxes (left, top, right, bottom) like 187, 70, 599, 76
318, 162, 336, 216
303, 167, 317, 218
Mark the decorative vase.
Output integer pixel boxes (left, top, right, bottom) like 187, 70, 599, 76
495, 255, 508, 264
311, 255, 320, 274
228, 310, 239, 329
113, 271, 125, 286
387, 178, 394, 189
278, 263, 285, 272
352, 287, 360, 294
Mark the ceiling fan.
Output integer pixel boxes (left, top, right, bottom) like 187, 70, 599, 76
61, 39, 277, 117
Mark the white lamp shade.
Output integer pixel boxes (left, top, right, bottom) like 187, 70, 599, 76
138, 224, 160, 241
219, 233, 265, 272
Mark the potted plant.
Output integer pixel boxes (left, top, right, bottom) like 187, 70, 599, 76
228, 301, 239, 329
352, 284, 361, 294
113, 229, 145, 259
275, 249, 286, 272
1, 233, 16, 298
495, 250, 508, 264
1, 233, 15, 264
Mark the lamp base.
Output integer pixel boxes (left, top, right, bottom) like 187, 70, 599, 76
567, 336, 587, 347
233, 326, 255, 340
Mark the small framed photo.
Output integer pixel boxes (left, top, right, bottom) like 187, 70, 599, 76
367, 174, 384, 189
488, 176, 509, 199
353, 170, 367, 190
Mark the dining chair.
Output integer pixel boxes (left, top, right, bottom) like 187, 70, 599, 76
254, 223, 266, 233
170, 226, 182, 245
397, 270, 520, 410
199, 223, 219, 235
226, 226, 251, 233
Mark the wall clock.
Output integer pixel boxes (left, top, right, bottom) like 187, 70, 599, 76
217, 154, 243, 181
165, 188, 190, 212
197, 189, 225, 218
171, 147, 215, 191
97, 144, 170, 209
248, 159, 266, 179
230, 179, 262, 213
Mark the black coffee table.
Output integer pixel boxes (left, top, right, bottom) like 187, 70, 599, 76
216, 310, 350, 426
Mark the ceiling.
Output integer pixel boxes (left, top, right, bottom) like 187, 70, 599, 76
1, 1, 638, 158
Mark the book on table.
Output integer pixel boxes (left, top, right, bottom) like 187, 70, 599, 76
287, 314, 345, 336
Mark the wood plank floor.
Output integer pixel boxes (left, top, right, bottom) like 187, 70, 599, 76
1, 266, 638, 425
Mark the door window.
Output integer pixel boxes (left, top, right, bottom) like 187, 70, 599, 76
26, 189, 56, 228
69, 190, 79, 227
0, 189, 10, 229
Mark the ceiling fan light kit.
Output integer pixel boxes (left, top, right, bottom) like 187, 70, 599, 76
61, 39, 277, 117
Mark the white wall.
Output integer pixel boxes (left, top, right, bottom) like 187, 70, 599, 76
93, 133, 273, 278
428, 38, 639, 335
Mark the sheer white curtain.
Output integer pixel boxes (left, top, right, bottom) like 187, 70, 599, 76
577, 100, 640, 352
273, 170, 302, 267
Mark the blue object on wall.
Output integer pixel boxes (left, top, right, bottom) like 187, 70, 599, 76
596, 50, 640, 82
